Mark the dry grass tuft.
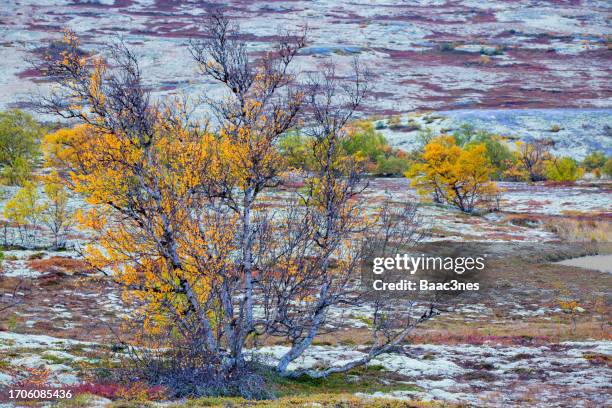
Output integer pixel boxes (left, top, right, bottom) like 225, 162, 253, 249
27, 257, 90, 274
545, 218, 612, 242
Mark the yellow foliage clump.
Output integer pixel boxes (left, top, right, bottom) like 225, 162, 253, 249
406, 135, 499, 213
43, 117, 235, 333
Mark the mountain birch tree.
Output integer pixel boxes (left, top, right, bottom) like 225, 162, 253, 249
39, 12, 430, 381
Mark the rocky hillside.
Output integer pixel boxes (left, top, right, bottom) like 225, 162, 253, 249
1, 0, 610, 115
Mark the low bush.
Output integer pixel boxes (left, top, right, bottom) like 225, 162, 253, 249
277, 121, 412, 176
110, 332, 423, 401
0, 109, 43, 185
3, 182, 46, 247
407, 135, 500, 213
376, 154, 411, 176
603, 157, 612, 178
343, 121, 388, 163
545, 156, 583, 182
387, 115, 403, 129
374, 120, 387, 130
28, 251, 45, 260
27, 256, 89, 274
513, 140, 553, 182
117, 342, 274, 400
582, 151, 606, 172
277, 131, 312, 171
452, 125, 516, 181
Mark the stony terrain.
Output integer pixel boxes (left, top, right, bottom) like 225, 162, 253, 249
1, 0, 611, 115
377, 109, 612, 159
0, 180, 610, 407
1, 1, 611, 160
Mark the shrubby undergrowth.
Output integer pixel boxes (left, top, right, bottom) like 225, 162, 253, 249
0, 109, 43, 185
124, 344, 274, 399
279, 120, 412, 176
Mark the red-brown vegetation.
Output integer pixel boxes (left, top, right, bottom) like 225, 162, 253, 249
27, 257, 90, 274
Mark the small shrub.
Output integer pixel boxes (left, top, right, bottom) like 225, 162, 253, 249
582, 151, 606, 172
4, 182, 46, 247
514, 140, 552, 182
593, 168, 602, 178
509, 353, 533, 362
6, 314, 18, 330
28, 251, 45, 260
8, 366, 51, 389
2, 156, 33, 186
0, 109, 43, 185
117, 342, 274, 400
116, 383, 167, 401
277, 131, 313, 171
375, 154, 411, 176
406, 119, 421, 131
42, 353, 73, 365
545, 157, 583, 182
407, 135, 500, 213
416, 128, 436, 150
343, 121, 388, 163
27, 256, 88, 274
387, 115, 402, 129
279, 121, 411, 177
43, 176, 75, 249
453, 125, 516, 180
603, 157, 612, 178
